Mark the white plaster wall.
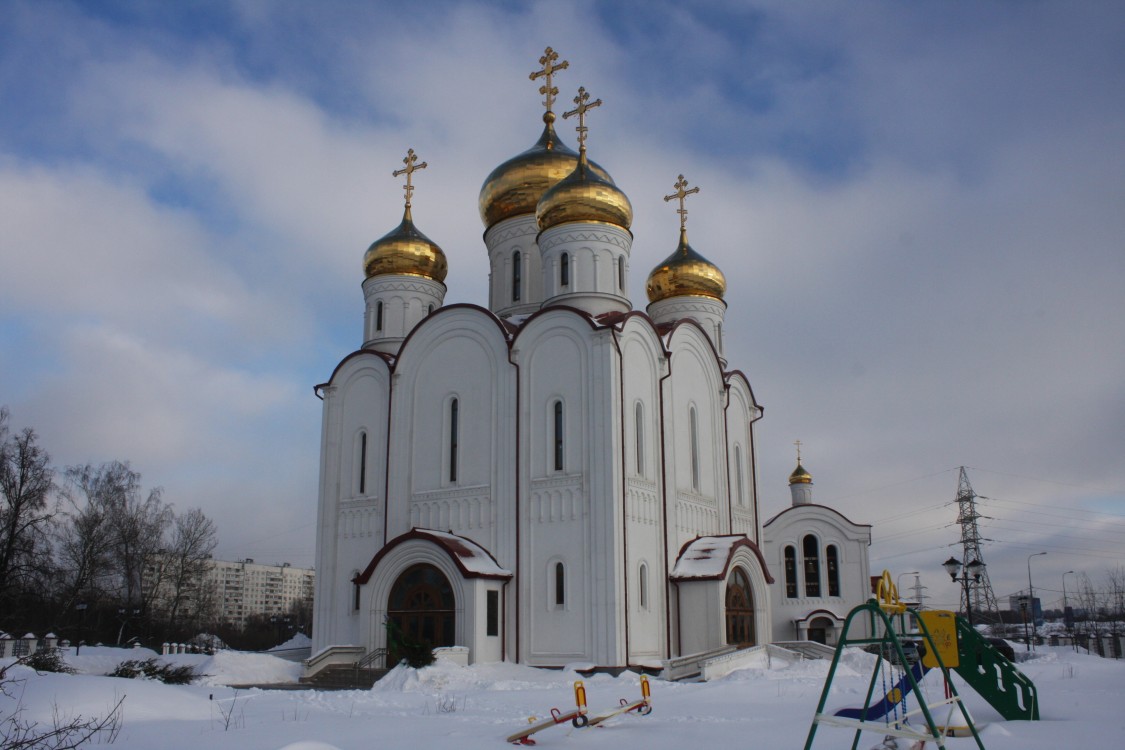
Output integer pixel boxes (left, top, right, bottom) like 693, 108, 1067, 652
485, 215, 541, 317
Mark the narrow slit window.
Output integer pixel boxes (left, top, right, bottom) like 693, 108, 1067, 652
734, 446, 744, 506
449, 398, 459, 482
560, 252, 570, 287
486, 590, 499, 636
639, 563, 649, 609
358, 432, 367, 495
553, 400, 564, 471
617, 256, 625, 290
353, 580, 361, 611
554, 562, 565, 607
512, 251, 522, 302
375, 301, 383, 331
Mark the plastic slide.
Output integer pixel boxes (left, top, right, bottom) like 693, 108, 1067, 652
834, 661, 930, 721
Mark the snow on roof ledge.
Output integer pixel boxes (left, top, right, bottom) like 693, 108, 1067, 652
670, 535, 775, 583
354, 528, 512, 584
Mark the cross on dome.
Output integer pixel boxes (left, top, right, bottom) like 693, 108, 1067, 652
530, 46, 569, 118
393, 148, 428, 209
794, 439, 803, 462
563, 86, 602, 154
663, 174, 700, 232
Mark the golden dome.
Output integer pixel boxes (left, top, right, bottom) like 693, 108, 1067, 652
478, 117, 614, 230
789, 462, 813, 485
363, 206, 448, 283
536, 151, 633, 233
645, 229, 726, 303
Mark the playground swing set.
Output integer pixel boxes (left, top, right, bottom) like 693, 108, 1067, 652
803, 570, 1040, 750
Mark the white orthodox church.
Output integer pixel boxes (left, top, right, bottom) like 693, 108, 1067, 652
310, 49, 871, 673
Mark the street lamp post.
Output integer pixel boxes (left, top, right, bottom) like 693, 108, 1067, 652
75, 601, 88, 655
1027, 552, 1047, 652
1062, 570, 1076, 651
943, 557, 985, 626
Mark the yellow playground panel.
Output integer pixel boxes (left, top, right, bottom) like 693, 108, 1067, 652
919, 610, 959, 669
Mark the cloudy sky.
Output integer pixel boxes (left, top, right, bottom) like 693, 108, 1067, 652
2, 1, 1122, 613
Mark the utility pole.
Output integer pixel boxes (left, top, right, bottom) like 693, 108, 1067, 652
953, 467, 1000, 622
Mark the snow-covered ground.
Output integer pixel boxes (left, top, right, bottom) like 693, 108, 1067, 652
3, 644, 1122, 750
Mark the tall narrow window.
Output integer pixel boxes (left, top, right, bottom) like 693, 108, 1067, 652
560, 252, 570, 287
784, 546, 798, 598
617, 256, 625, 290
734, 447, 744, 506
803, 535, 821, 597
428, 303, 434, 315
375, 301, 383, 331
553, 400, 564, 471
512, 251, 522, 302
449, 398, 459, 482
634, 402, 645, 476
353, 579, 361, 612
486, 590, 499, 636
358, 432, 367, 495
689, 407, 700, 491
827, 545, 840, 597
639, 563, 649, 609
554, 562, 565, 607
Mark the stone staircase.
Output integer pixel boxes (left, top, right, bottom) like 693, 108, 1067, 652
299, 663, 389, 690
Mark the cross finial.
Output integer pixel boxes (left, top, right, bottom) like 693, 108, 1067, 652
392, 148, 428, 209
530, 46, 570, 118
663, 174, 700, 232
563, 86, 602, 154
794, 439, 803, 463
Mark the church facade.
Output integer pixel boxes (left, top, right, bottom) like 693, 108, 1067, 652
311, 49, 821, 670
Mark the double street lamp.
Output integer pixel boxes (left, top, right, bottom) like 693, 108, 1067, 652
1026, 551, 1047, 652
943, 557, 985, 626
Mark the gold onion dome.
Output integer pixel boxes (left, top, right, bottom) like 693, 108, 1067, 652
536, 151, 633, 232
478, 116, 613, 230
789, 462, 813, 485
645, 228, 726, 303
363, 205, 448, 283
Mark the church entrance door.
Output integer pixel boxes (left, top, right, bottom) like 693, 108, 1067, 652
725, 568, 756, 648
387, 564, 456, 663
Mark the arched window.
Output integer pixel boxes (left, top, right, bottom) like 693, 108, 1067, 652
352, 573, 362, 612
734, 445, 745, 506
553, 400, 564, 471
357, 431, 368, 495
617, 256, 625, 290
803, 535, 821, 597
375, 301, 383, 331
512, 251, 522, 302
827, 545, 840, 597
554, 562, 565, 608
560, 252, 570, 287
784, 546, 798, 598
634, 402, 645, 477
689, 406, 700, 491
639, 563, 649, 610
449, 398, 459, 482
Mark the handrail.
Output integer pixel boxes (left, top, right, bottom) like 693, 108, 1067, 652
357, 647, 389, 670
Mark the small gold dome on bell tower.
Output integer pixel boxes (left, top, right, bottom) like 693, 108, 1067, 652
363, 149, 448, 283
646, 175, 725, 303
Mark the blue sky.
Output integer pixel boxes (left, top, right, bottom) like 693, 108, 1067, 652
2, 0, 1123, 610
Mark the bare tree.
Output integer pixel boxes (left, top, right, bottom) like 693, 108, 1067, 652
0, 407, 56, 613
161, 507, 218, 631
1, 658, 124, 749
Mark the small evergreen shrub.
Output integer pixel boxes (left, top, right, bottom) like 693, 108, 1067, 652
107, 658, 196, 684
384, 618, 435, 669
23, 648, 76, 674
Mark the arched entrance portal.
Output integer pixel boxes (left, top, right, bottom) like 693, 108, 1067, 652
807, 615, 835, 645
725, 567, 756, 648
387, 564, 456, 662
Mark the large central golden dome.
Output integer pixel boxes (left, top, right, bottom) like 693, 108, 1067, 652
363, 206, 448, 283
646, 229, 726, 303
478, 115, 612, 230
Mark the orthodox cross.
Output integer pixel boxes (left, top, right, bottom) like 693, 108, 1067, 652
530, 46, 569, 116
563, 87, 602, 152
393, 148, 428, 208
794, 439, 803, 463
663, 174, 700, 231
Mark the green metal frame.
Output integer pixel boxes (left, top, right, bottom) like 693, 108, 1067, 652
802, 600, 986, 750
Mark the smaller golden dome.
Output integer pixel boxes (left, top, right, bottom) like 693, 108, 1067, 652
789, 462, 813, 485
536, 154, 633, 233
645, 229, 726, 303
363, 206, 448, 283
